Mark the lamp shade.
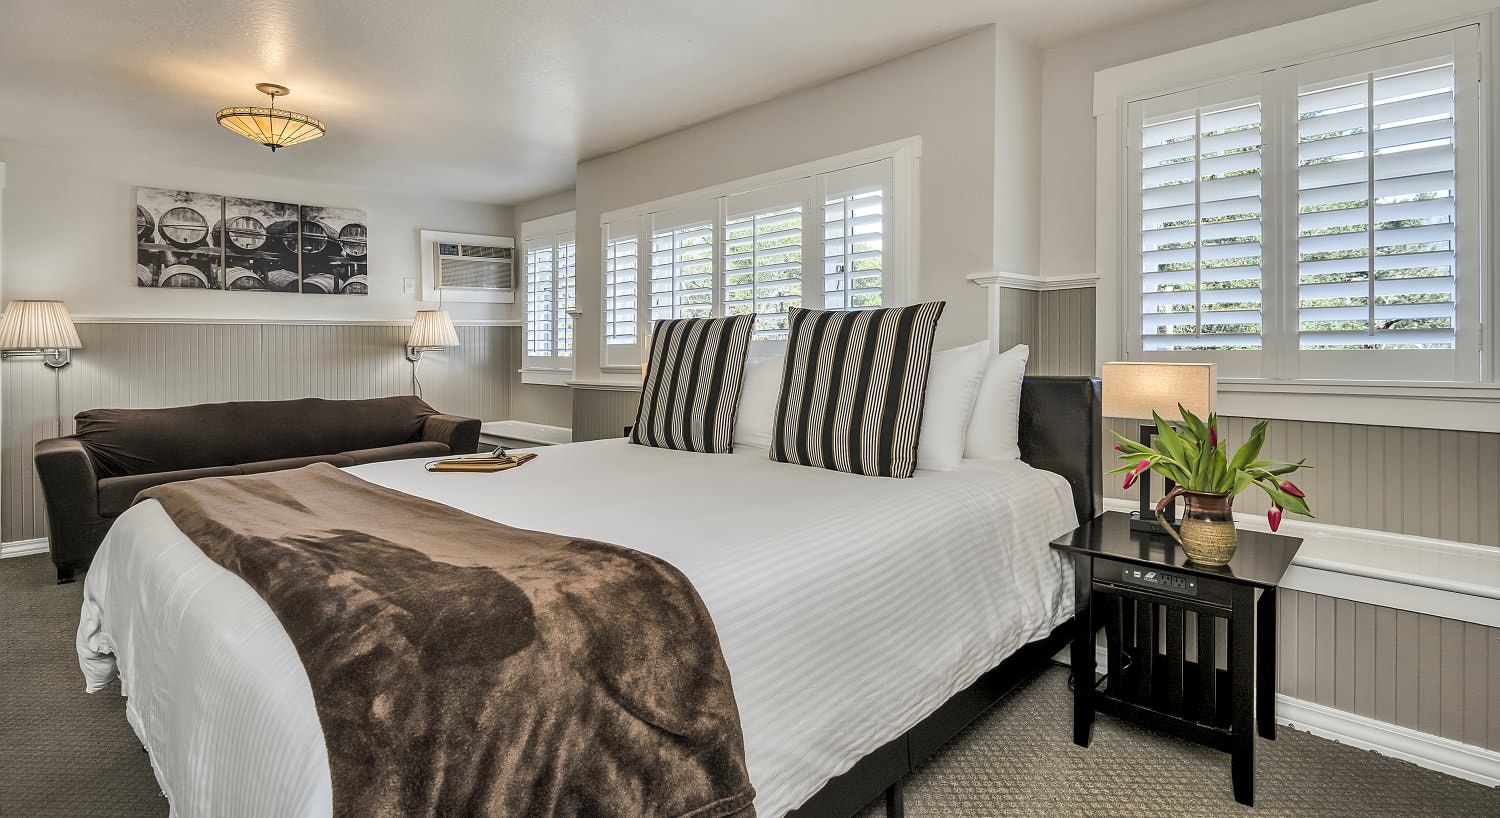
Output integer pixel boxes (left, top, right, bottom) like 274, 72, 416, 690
1101, 361, 1216, 420
407, 310, 459, 349
0, 300, 82, 351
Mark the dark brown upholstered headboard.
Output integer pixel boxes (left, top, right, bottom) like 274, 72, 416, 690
1018, 375, 1102, 523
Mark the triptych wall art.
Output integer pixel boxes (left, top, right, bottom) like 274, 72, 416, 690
135, 187, 368, 294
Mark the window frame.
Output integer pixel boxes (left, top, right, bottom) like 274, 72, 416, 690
520, 211, 577, 384
598, 138, 921, 374
1104, 19, 1488, 399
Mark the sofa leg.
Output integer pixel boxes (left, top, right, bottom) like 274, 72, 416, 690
56, 565, 76, 585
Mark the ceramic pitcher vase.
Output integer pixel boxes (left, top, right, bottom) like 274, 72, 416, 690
1155, 487, 1237, 566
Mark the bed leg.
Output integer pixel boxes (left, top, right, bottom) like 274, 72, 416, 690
56, 565, 75, 584
885, 778, 904, 818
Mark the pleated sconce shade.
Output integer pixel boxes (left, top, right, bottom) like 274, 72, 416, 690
407, 310, 459, 349
0, 300, 83, 351
1101, 362, 1217, 421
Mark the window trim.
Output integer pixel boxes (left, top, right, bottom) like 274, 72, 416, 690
1093, 3, 1498, 428
520, 211, 577, 383
598, 137, 921, 374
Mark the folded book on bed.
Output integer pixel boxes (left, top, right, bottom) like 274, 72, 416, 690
137, 463, 755, 818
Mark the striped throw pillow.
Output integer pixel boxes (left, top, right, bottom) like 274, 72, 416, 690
771, 303, 945, 478
630, 315, 756, 453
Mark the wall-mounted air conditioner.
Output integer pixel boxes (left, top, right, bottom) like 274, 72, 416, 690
418, 230, 515, 304
435, 241, 514, 293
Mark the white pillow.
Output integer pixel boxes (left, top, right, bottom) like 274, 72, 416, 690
915, 340, 991, 472
964, 344, 1030, 461
733, 354, 784, 449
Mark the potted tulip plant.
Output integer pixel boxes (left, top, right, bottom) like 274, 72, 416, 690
1109, 406, 1312, 565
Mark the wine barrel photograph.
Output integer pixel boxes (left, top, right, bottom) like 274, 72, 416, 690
224, 197, 299, 292
299, 205, 368, 296
136, 187, 224, 288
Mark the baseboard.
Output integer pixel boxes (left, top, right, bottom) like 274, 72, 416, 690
1276, 695, 1500, 788
0, 537, 48, 559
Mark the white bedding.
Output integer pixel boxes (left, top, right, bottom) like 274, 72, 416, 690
78, 438, 1077, 818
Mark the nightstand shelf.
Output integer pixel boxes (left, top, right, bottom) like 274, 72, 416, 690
1051, 511, 1302, 807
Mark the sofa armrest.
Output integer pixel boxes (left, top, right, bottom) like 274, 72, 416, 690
421, 414, 482, 454
34, 438, 101, 518
35, 437, 114, 581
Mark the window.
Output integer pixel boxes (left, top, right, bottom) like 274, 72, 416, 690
600, 143, 914, 372
1126, 28, 1481, 383
521, 212, 577, 378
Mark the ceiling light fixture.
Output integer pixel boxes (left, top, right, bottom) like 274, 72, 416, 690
216, 83, 325, 152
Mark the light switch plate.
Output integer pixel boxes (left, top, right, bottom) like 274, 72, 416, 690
403, 277, 416, 294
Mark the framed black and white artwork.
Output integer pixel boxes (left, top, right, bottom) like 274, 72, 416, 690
136, 188, 224, 289
222, 197, 300, 292
299, 205, 368, 295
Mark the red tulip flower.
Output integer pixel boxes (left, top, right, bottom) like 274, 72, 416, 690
1122, 459, 1150, 490
1209, 425, 1218, 449
1281, 480, 1305, 499
1268, 504, 1284, 532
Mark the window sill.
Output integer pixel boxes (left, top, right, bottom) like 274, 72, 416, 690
1214, 379, 1500, 433
518, 368, 573, 387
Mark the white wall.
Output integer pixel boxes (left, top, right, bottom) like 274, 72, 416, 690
1037, 0, 1374, 281
0, 139, 514, 323
515, 188, 576, 225
565, 25, 1039, 378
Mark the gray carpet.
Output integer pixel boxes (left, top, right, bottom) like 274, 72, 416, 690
2, 553, 1497, 817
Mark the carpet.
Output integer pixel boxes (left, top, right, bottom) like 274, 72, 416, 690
2, 553, 1496, 817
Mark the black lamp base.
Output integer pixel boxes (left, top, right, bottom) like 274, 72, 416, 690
1132, 422, 1176, 537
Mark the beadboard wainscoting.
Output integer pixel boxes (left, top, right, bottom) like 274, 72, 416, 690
1104, 416, 1500, 548
505, 326, 573, 428
571, 385, 642, 442
1, 321, 511, 544
1033, 287, 1096, 376
1278, 590, 1500, 754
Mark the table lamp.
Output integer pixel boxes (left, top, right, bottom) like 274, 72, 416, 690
1101, 361, 1216, 534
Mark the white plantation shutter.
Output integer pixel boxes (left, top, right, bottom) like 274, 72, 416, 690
1291, 28, 1477, 381
1125, 27, 1480, 384
521, 212, 577, 374
724, 182, 807, 340
523, 238, 554, 360
650, 203, 717, 324
555, 236, 576, 361
601, 216, 644, 371
822, 160, 891, 311
1136, 88, 1265, 362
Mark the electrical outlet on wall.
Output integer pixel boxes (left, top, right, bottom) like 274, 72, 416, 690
403, 277, 416, 294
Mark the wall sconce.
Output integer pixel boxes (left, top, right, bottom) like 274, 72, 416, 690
405, 309, 459, 398
1, 300, 84, 435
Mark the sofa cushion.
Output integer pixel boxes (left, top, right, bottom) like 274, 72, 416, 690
340, 441, 450, 465
74, 396, 439, 477
98, 466, 242, 517
238, 454, 356, 475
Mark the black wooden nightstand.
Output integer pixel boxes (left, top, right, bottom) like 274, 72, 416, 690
1050, 511, 1302, 806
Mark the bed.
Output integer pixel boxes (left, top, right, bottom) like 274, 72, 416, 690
77, 375, 1101, 818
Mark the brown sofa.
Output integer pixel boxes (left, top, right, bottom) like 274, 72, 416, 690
33, 396, 480, 583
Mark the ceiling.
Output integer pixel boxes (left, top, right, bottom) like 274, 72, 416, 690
0, 0, 1206, 205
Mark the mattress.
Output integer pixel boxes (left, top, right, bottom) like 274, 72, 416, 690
77, 438, 1078, 818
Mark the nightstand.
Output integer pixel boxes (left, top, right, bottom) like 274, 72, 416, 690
1050, 511, 1302, 806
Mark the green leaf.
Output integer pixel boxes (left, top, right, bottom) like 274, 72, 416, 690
1257, 479, 1313, 517
1229, 420, 1267, 472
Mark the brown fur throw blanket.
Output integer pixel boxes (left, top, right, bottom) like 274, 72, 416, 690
138, 463, 755, 818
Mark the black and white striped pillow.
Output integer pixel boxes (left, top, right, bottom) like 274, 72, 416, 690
770, 303, 945, 478
630, 315, 756, 453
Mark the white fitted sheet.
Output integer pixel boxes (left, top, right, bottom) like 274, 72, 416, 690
78, 438, 1077, 818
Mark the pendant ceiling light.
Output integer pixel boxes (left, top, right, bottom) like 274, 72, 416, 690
216, 83, 325, 152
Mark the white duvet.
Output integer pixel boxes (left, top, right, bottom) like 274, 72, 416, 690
78, 438, 1077, 818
